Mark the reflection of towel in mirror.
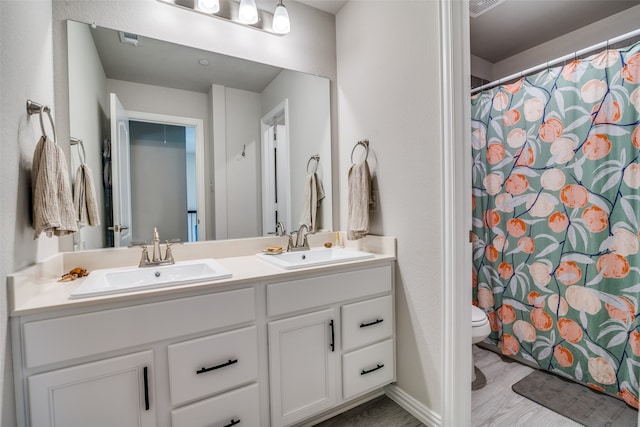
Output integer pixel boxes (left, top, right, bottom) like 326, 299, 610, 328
32, 136, 78, 238
299, 173, 325, 231
347, 161, 371, 240
74, 164, 101, 227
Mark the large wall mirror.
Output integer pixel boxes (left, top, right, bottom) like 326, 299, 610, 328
66, 20, 333, 250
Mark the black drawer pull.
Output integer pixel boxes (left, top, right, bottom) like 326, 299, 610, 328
196, 358, 238, 375
361, 363, 384, 375
329, 320, 335, 352
360, 318, 384, 328
143, 366, 150, 411
224, 419, 240, 427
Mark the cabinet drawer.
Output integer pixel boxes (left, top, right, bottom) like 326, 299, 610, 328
267, 265, 392, 317
168, 326, 258, 406
171, 383, 259, 427
342, 339, 394, 399
342, 295, 392, 352
23, 287, 255, 369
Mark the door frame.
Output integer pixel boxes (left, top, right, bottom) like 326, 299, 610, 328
440, 0, 472, 426
260, 99, 291, 235
126, 110, 207, 242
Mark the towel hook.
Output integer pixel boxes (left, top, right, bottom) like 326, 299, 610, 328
307, 154, 320, 174
350, 139, 369, 164
27, 100, 56, 143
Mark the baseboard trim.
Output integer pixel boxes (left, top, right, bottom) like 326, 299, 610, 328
385, 384, 442, 427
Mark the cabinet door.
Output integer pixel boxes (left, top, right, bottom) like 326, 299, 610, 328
28, 350, 155, 427
268, 308, 337, 427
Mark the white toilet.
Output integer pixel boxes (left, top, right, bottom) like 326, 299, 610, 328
471, 305, 491, 382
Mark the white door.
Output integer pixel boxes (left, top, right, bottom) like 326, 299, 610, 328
110, 93, 132, 247
268, 308, 337, 426
28, 350, 156, 427
261, 123, 290, 235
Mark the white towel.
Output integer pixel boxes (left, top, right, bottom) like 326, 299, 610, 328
74, 163, 101, 227
299, 173, 325, 231
32, 136, 78, 238
347, 161, 371, 240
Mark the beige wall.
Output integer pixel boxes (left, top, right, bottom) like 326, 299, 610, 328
1, 1, 57, 424
336, 0, 443, 416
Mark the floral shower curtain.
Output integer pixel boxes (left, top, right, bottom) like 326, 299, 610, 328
471, 41, 640, 408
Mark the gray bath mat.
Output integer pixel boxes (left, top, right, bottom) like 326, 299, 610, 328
512, 369, 637, 426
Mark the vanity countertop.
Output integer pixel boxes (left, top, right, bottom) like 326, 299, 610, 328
8, 234, 396, 316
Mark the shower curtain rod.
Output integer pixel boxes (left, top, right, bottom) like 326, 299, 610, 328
471, 28, 640, 95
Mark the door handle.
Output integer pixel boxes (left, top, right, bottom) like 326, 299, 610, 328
329, 320, 335, 352
143, 366, 150, 411
108, 224, 129, 232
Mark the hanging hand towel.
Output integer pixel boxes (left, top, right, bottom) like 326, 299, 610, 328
299, 173, 326, 231
347, 161, 371, 240
74, 163, 101, 227
32, 136, 78, 238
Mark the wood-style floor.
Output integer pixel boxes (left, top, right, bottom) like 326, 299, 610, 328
472, 345, 582, 426
312, 395, 425, 427
313, 344, 587, 426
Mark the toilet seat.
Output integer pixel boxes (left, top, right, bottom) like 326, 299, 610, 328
472, 305, 489, 328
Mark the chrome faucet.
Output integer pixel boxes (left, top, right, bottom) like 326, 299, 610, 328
134, 227, 180, 267
269, 221, 286, 237
287, 224, 313, 252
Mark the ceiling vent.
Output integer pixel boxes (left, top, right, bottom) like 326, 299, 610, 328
118, 31, 140, 47
469, 0, 507, 18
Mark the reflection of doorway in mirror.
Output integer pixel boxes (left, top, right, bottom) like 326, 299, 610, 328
261, 100, 291, 236
107, 98, 207, 247
128, 121, 198, 244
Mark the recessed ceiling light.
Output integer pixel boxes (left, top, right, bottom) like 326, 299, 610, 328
199, 59, 210, 66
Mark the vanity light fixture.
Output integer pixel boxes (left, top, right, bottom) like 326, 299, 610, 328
238, 0, 258, 24
197, 0, 220, 13
157, 0, 290, 36
272, 0, 290, 34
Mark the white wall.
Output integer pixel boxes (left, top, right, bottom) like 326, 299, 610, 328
1, 1, 57, 424
336, 0, 443, 417
225, 88, 262, 239
262, 70, 332, 231
472, 5, 640, 82
67, 20, 107, 250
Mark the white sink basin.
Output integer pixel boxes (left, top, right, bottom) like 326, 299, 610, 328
257, 247, 374, 270
69, 259, 232, 299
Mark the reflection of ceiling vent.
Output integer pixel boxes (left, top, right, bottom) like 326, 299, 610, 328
118, 31, 140, 47
469, 0, 507, 18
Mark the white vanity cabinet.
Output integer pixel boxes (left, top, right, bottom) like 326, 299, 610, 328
268, 308, 338, 426
13, 287, 256, 427
11, 250, 395, 427
28, 350, 155, 427
266, 264, 394, 427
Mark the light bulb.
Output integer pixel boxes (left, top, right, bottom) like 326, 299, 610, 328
238, 0, 258, 24
272, 1, 290, 34
198, 0, 220, 13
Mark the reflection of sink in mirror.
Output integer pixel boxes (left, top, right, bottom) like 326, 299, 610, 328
257, 247, 374, 270
69, 259, 232, 299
